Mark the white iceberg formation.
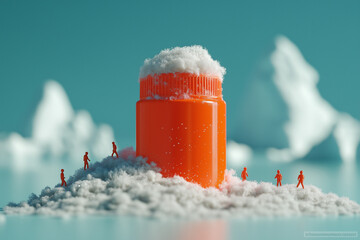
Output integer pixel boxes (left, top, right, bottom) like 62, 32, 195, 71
139, 45, 226, 80
233, 36, 360, 162
0, 81, 114, 171
4, 148, 360, 218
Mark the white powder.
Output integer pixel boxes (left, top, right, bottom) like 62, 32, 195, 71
4, 148, 360, 219
139, 46, 226, 81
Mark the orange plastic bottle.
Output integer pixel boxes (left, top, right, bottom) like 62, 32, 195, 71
136, 72, 226, 188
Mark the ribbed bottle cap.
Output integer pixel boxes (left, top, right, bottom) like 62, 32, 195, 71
139, 72, 223, 100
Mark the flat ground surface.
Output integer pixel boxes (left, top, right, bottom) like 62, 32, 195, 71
1, 156, 359, 240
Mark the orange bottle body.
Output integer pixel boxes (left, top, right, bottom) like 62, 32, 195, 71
136, 73, 226, 188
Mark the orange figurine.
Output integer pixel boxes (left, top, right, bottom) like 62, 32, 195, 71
83, 152, 91, 170
296, 170, 305, 189
112, 142, 119, 158
241, 167, 248, 181
60, 169, 67, 187
274, 170, 282, 187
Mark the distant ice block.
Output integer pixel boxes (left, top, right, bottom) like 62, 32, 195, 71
334, 114, 360, 162
4, 148, 360, 218
0, 81, 114, 170
0, 214, 5, 224
226, 141, 252, 166
232, 36, 360, 162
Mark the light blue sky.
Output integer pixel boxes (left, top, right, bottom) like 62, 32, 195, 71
1, 0, 359, 146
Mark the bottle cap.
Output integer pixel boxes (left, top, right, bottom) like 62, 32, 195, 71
140, 72, 222, 100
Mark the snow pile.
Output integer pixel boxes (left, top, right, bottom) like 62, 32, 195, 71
139, 46, 226, 80
232, 36, 360, 162
0, 81, 114, 171
4, 148, 360, 218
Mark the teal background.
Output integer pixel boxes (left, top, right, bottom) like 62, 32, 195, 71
1, 1, 360, 239
1, 0, 360, 143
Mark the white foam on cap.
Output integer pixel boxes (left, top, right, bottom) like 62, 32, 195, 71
139, 46, 226, 81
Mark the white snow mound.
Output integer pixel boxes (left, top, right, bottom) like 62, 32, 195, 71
4, 148, 360, 219
139, 46, 226, 80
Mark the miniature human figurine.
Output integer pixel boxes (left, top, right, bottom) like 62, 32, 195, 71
112, 141, 119, 158
60, 169, 67, 187
241, 167, 248, 181
274, 170, 282, 187
83, 152, 91, 170
296, 170, 305, 189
